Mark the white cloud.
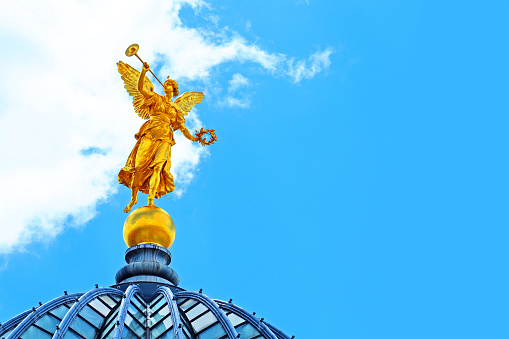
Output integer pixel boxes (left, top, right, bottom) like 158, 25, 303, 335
0, 0, 332, 254
228, 73, 250, 92
221, 73, 251, 108
221, 97, 251, 109
287, 47, 334, 83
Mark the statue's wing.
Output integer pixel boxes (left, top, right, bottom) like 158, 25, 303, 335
117, 61, 155, 120
174, 92, 205, 116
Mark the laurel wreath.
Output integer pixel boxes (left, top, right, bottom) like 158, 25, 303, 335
195, 127, 217, 146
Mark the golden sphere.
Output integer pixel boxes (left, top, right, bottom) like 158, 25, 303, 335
123, 206, 175, 248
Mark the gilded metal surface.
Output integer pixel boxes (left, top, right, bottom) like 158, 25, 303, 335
125, 43, 139, 57
117, 44, 217, 212
123, 206, 175, 248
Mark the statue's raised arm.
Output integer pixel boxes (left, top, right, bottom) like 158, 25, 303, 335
138, 62, 155, 98
117, 60, 155, 120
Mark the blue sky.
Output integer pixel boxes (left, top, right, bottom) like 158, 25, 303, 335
0, 1, 508, 338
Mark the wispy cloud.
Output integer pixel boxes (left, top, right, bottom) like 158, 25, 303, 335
229, 73, 250, 92
0, 0, 332, 254
221, 97, 251, 109
220, 73, 251, 108
287, 47, 334, 83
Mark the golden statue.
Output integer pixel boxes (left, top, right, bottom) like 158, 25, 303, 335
117, 44, 216, 213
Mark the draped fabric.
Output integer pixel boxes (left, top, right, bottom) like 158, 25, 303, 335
118, 94, 182, 198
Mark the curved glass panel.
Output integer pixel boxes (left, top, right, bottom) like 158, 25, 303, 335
98, 307, 120, 339
225, 313, 244, 327
20, 324, 52, 338
180, 314, 196, 339
87, 295, 122, 339
118, 294, 147, 339
176, 297, 230, 339
234, 322, 262, 339
61, 330, 82, 339
51, 304, 74, 320
100, 296, 120, 309
151, 303, 169, 325
222, 312, 263, 339
124, 312, 144, 337
151, 314, 173, 338
186, 303, 208, 321
88, 298, 111, 317
217, 301, 280, 339
197, 322, 226, 339
62, 293, 122, 339
129, 304, 145, 325
151, 304, 173, 338
16, 302, 74, 339
34, 313, 60, 334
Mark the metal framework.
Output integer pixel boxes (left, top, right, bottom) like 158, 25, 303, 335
0, 309, 31, 338
215, 300, 278, 339
6, 293, 83, 339
111, 284, 141, 339
52, 287, 123, 339
264, 322, 291, 339
175, 292, 238, 339
155, 286, 185, 339
95, 298, 123, 339
2, 285, 291, 339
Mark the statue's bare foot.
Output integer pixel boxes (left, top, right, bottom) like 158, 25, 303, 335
124, 199, 137, 213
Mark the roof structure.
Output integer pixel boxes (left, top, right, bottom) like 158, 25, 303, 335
0, 243, 292, 339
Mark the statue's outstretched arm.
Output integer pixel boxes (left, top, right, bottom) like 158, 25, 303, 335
179, 124, 199, 142
138, 63, 153, 98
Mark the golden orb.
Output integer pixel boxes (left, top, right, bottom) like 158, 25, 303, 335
123, 206, 175, 248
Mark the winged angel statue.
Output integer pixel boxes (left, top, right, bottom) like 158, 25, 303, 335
117, 60, 216, 213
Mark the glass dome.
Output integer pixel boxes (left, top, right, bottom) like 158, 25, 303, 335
0, 243, 292, 339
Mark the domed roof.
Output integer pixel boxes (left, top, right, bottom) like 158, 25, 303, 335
0, 284, 290, 339
0, 244, 292, 339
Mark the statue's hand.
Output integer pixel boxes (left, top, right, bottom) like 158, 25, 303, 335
194, 135, 203, 144
142, 62, 150, 71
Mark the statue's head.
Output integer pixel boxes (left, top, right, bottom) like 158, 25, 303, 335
164, 77, 179, 98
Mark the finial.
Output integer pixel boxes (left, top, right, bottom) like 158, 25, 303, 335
123, 207, 175, 248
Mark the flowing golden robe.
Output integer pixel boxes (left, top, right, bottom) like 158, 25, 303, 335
118, 94, 185, 198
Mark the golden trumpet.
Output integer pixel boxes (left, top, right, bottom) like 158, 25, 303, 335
125, 43, 164, 87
